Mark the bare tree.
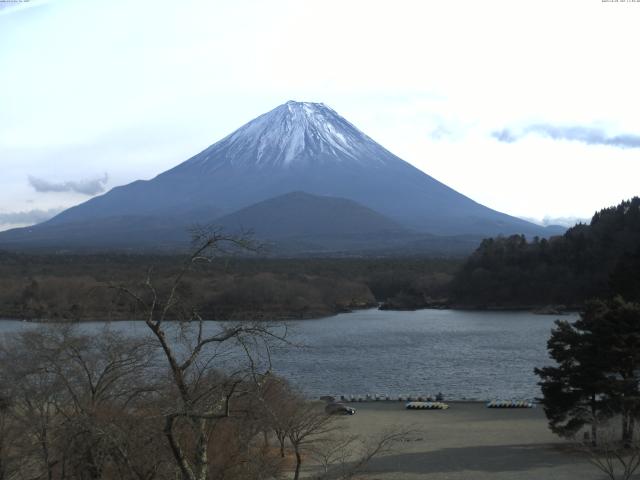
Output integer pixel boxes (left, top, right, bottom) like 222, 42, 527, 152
286, 401, 337, 480
2, 227, 380, 480
1, 329, 67, 480
577, 419, 640, 480
254, 374, 297, 458
0, 325, 164, 480
310, 429, 412, 480
309, 433, 358, 477
0, 390, 17, 480
112, 228, 286, 480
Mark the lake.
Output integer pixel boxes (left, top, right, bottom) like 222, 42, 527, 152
0, 308, 575, 401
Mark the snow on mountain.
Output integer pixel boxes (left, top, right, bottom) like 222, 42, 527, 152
178, 101, 391, 172
5, 100, 563, 246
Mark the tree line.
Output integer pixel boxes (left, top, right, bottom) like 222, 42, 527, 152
0, 252, 459, 321
449, 198, 640, 476
451, 197, 640, 308
0, 325, 401, 480
0, 231, 405, 480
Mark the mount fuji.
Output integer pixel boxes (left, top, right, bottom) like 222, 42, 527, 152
0, 101, 563, 253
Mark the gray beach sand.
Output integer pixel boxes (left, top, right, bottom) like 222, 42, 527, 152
316, 402, 605, 479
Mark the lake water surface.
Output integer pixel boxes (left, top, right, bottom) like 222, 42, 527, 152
0, 308, 576, 401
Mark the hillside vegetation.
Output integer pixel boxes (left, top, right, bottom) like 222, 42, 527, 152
0, 254, 459, 321
451, 197, 640, 308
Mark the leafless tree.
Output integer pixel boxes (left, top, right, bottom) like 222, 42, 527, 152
577, 418, 640, 480
309, 433, 358, 477
0, 390, 18, 480
2, 227, 390, 480
111, 227, 287, 480
285, 401, 337, 480
253, 374, 297, 458
1, 328, 67, 480
310, 429, 413, 480
0, 325, 164, 480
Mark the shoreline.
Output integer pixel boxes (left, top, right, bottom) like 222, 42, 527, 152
1, 310, 553, 408
330, 399, 538, 404
317, 396, 540, 404
0, 304, 580, 323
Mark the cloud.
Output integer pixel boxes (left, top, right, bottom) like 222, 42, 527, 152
0, 0, 52, 16
492, 124, 640, 149
491, 128, 518, 143
0, 207, 63, 226
429, 125, 453, 141
520, 215, 589, 228
28, 173, 109, 195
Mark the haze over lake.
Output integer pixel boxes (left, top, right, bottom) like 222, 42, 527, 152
0, 308, 573, 400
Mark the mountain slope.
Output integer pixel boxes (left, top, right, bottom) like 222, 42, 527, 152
0, 101, 562, 251
0, 215, 193, 251
216, 191, 407, 239
0, 192, 481, 255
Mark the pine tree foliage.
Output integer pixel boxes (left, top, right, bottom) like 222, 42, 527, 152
535, 298, 640, 444
453, 197, 640, 307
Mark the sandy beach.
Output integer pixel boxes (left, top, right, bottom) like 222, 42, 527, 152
317, 402, 603, 480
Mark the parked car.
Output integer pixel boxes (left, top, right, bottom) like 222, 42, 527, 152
325, 402, 356, 415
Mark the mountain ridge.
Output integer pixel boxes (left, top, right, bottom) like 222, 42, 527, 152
216, 191, 408, 238
177, 101, 390, 171
0, 101, 564, 252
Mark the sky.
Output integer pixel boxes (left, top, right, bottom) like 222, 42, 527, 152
1, 0, 639, 231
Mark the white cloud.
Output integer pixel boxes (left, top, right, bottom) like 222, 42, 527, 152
28, 173, 108, 195
0, 207, 62, 232
493, 125, 640, 149
0, 0, 638, 220
520, 216, 590, 229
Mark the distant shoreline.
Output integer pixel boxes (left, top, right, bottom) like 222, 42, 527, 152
0, 304, 580, 324
0, 304, 579, 323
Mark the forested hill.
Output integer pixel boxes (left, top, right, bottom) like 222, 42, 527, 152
451, 197, 640, 308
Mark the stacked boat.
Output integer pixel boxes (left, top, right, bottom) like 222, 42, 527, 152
486, 400, 535, 408
338, 394, 442, 403
405, 401, 449, 410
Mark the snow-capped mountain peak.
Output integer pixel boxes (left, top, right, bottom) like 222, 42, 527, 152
16, 100, 560, 244
182, 101, 394, 171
